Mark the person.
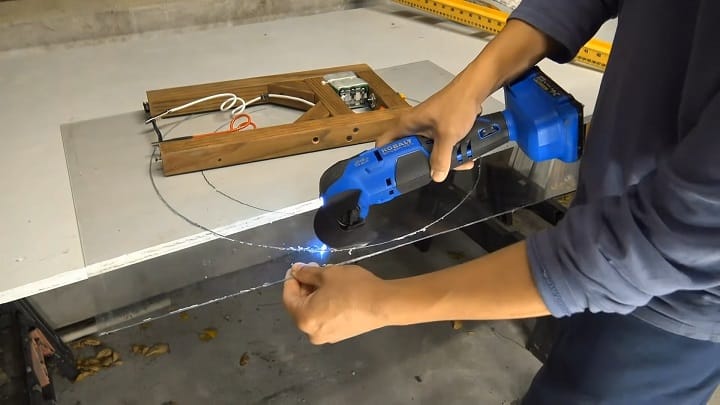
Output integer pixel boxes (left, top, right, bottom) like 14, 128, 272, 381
282, 0, 720, 403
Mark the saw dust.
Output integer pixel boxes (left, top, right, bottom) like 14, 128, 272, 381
446, 250, 468, 261
131, 343, 170, 357
71, 337, 102, 350
239, 352, 250, 366
71, 337, 123, 383
555, 192, 575, 208
198, 327, 218, 342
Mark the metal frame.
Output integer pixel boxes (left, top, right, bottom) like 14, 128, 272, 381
0, 300, 78, 404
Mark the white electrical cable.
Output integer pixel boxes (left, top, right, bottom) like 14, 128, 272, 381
268, 93, 315, 108
145, 93, 315, 124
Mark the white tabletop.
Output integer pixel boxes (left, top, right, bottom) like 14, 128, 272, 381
0, 3, 611, 304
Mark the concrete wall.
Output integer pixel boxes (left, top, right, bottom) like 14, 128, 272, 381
0, 0, 377, 51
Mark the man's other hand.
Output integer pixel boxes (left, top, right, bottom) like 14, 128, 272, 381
282, 262, 391, 345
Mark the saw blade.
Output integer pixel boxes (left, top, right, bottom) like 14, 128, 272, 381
313, 189, 378, 249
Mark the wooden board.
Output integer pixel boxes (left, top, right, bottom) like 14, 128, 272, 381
146, 64, 373, 117
355, 69, 409, 109
158, 108, 408, 175
147, 64, 412, 176
266, 82, 317, 105
295, 103, 331, 122
304, 77, 354, 116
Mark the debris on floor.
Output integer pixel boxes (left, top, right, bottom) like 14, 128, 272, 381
131, 343, 170, 357
452, 320, 463, 330
198, 328, 218, 342
72, 339, 123, 383
239, 352, 250, 366
0, 368, 10, 386
446, 250, 468, 261
555, 192, 575, 208
71, 338, 101, 350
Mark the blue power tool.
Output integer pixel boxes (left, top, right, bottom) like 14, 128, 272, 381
313, 66, 583, 248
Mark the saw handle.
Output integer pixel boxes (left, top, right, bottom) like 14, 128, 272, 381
393, 111, 510, 195
450, 111, 511, 169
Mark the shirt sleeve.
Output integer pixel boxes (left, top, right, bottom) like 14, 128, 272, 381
509, 0, 619, 63
527, 88, 720, 317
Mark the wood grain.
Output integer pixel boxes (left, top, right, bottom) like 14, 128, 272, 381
267, 81, 317, 108
158, 107, 410, 176
146, 64, 371, 117
149, 63, 414, 175
304, 77, 353, 116
295, 103, 330, 122
355, 69, 411, 109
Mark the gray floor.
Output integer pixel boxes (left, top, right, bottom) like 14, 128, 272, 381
53, 231, 542, 405
51, 222, 720, 404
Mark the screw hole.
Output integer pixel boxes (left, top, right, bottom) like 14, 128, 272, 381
353, 127, 359, 133
217, 158, 222, 162
346, 135, 353, 142
312, 136, 320, 144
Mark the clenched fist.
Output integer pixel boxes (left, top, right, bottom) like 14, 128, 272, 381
282, 262, 393, 345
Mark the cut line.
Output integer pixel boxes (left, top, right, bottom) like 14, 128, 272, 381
149, 146, 481, 254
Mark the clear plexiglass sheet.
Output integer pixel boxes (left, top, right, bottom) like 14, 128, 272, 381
57, 61, 578, 335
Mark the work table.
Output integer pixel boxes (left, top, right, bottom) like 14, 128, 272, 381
0, 3, 611, 328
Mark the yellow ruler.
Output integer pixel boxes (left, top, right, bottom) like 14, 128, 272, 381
392, 0, 611, 72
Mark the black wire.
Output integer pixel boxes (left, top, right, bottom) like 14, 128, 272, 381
151, 119, 163, 142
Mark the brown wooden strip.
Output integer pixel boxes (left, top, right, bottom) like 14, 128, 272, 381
266, 98, 314, 111
295, 102, 331, 122
268, 80, 316, 101
304, 77, 353, 117
266, 81, 316, 111
355, 70, 410, 110
146, 64, 371, 117
158, 107, 411, 176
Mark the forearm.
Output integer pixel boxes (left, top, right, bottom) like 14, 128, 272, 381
453, 19, 556, 109
380, 241, 549, 325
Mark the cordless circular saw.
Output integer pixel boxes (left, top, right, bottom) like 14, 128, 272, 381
313, 66, 584, 249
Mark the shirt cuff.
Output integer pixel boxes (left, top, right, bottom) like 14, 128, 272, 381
526, 229, 579, 317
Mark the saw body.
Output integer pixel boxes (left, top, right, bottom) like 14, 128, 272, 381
314, 66, 584, 248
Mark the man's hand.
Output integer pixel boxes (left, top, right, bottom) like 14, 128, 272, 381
281, 19, 557, 345
282, 262, 392, 345
376, 80, 486, 182
376, 19, 556, 183
282, 243, 549, 345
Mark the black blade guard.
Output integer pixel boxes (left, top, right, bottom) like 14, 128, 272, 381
313, 190, 378, 249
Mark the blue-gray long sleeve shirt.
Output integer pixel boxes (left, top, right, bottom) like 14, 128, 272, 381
510, 0, 720, 341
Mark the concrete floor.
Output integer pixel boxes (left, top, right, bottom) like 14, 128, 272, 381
51, 226, 720, 404
53, 231, 543, 404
